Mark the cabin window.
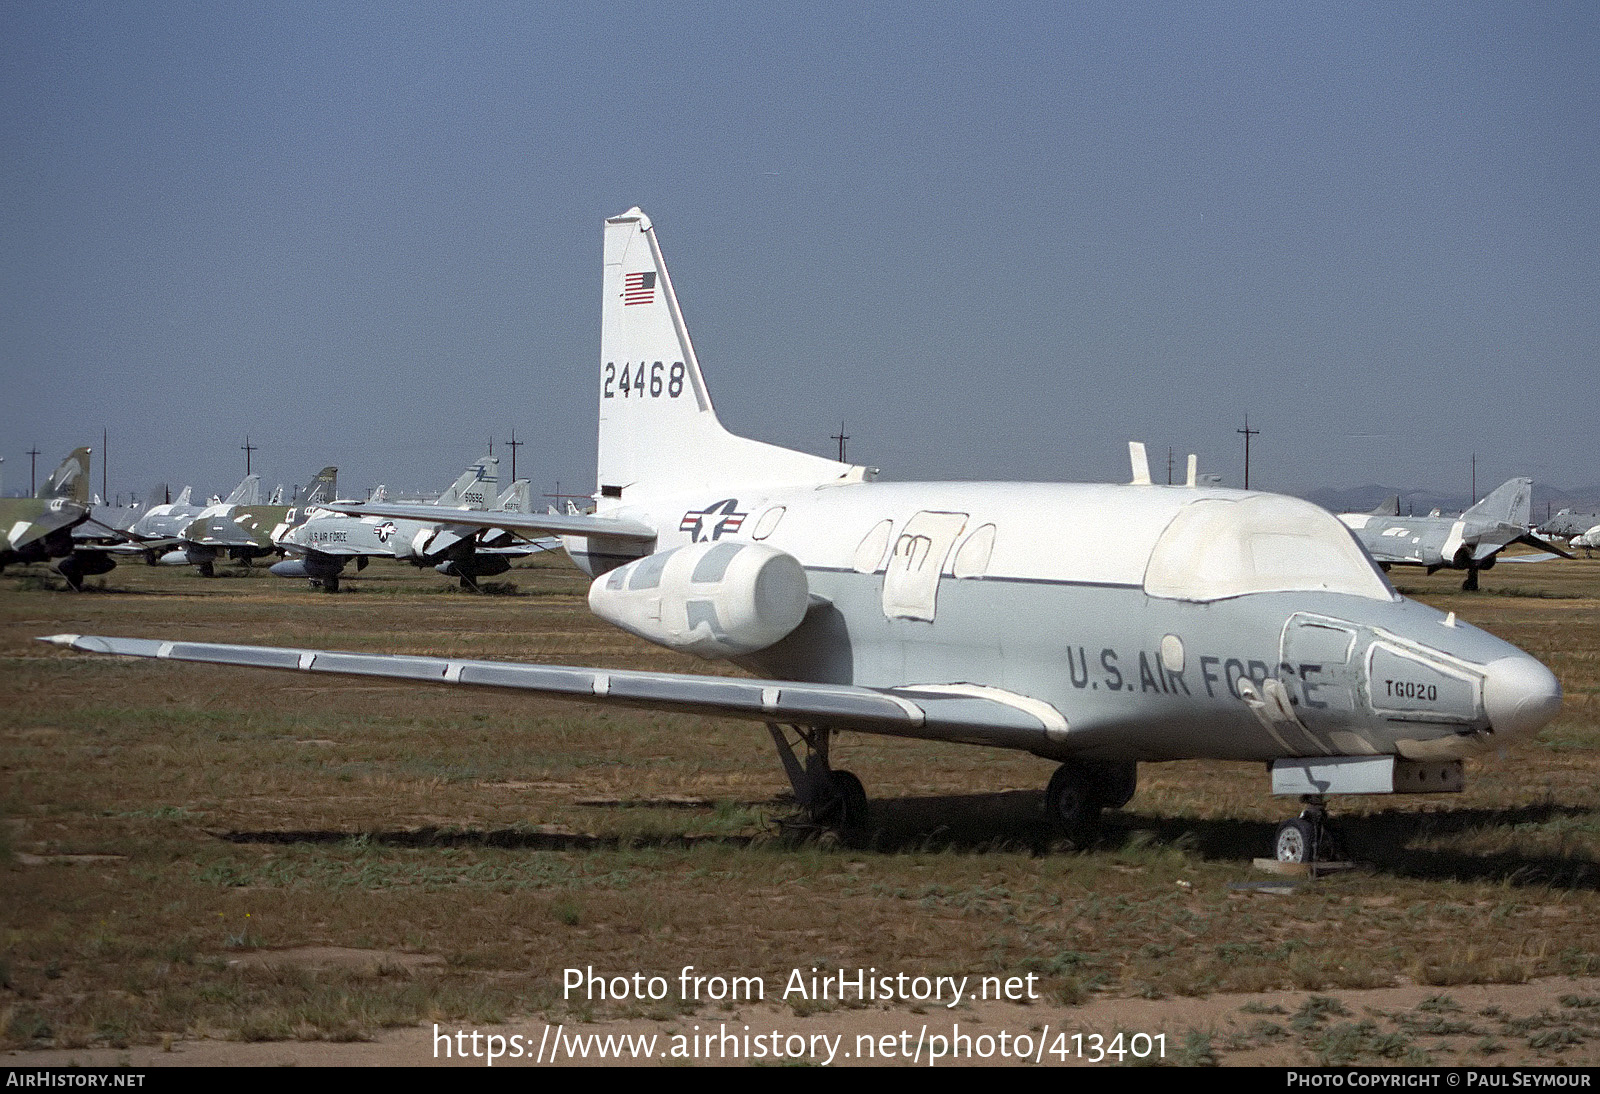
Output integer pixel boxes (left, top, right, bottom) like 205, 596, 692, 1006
952, 523, 996, 578
751, 506, 785, 540
852, 519, 894, 574
1144, 495, 1395, 602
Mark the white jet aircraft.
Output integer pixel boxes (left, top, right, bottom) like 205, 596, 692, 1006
44, 208, 1563, 862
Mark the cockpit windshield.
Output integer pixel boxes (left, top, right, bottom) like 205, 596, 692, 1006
1143, 494, 1396, 602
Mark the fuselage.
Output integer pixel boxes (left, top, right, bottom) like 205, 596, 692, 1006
569, 480, 1558, 765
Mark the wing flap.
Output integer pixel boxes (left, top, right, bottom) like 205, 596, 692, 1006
40, 635, 1070, 752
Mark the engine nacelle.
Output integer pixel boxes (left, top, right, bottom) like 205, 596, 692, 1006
588, 541, 808, 659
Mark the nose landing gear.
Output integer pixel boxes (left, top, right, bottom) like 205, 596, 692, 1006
1273, 796, 1344, 865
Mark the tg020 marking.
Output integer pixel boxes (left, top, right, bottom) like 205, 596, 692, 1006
604, 360, 686, 400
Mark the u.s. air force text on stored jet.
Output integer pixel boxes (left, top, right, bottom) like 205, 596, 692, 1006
45, 208, 1562, 863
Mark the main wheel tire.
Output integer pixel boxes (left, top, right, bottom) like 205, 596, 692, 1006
1275, 818, 1317, 864
1091, 761, 1137, 810
830, 769, 868, 835
1045, 762, 1103, 842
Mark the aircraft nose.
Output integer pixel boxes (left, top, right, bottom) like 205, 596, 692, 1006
1481, 656, 1562, 739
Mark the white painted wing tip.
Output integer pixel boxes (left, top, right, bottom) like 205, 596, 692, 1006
38, 634, 83, 648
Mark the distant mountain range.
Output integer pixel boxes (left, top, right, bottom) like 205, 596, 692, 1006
1299, 483, 1600, 521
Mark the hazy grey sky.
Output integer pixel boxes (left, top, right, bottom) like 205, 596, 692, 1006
3, 3, 1595, 503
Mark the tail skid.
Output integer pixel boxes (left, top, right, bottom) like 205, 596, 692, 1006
598, 208, 869, 502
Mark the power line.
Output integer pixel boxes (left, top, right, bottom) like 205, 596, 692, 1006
506, 428, 524, 483
1236, 414, 1259, 490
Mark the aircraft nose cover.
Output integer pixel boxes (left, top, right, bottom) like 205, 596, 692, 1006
1480, 656, 1562, 739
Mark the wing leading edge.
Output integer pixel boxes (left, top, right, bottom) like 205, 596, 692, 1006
39, 634, 1068, 754
314, 502, 658, 542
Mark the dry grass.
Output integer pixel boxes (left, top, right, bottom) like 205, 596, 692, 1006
3, 554, 1599, 1063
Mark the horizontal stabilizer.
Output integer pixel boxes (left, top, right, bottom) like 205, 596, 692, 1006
1510, 533, 1575, 560
39, 634, 1070, 753
318, 500, 658, 542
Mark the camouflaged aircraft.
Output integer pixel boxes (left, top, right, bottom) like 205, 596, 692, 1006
121, 475, 263, 559
45, 208, 1564, 863
1338, 478, 1572, 591
2, 447, 118, 589
269, 456, 525, 591
171, 467, 337, 576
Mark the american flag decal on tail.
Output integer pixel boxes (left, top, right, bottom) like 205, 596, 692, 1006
624, 271, 656, 306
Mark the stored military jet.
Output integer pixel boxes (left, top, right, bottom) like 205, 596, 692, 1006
270, 456, 506, 591
45, 208, 1564, 863
172, 467, 337, 576
122, 476, 263, 558
1540, 508, 1600, 543
2, 447, 119, 588
1338, 478, 1573, 591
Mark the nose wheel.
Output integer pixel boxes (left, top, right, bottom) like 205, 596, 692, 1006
1274, 797, 1342, 864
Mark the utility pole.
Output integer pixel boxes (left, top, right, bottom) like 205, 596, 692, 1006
1167, 446, 1174, 486
831, 421, 849, 463
506, 428, 524, 483
241, 435, 257, 476
102, 427, 108, 503
1471, 453, 1476, 507
1236, 414, 1259, 490
27, 446, 40, 495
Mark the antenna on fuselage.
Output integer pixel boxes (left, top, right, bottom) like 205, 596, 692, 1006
1128, 442, 1152, 486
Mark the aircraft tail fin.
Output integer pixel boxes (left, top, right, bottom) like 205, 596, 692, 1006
1465, 477, 1533, 527
38, 447, 91, 504
173, 486, 193, 507
299, 467, 338, 507
597, 208, 866, 501
436, 455, 497, 509
223, 475, 262, 506
494, 480, 532, 514
1370, 495, 1401, 516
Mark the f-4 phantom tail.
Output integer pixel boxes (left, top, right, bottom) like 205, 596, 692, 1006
1339, 478, 1573, 591
2, 447, 119, 588
45, 208, 1564, 863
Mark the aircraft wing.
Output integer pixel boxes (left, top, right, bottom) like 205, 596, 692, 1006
39, 635, 1065, 752
316, 501, 657, 542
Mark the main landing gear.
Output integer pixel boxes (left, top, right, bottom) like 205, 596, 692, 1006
766, 724, 869, 839
1043, 760, 1137, 843
1273, 796, 1343, 865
